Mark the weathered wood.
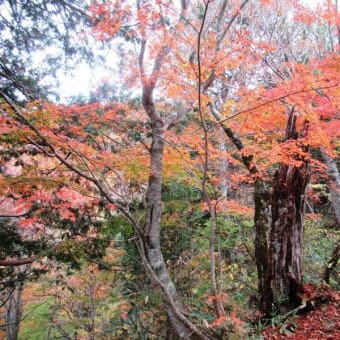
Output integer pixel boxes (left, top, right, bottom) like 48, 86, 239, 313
254, 180, 271, 307
262, 112, 311, 314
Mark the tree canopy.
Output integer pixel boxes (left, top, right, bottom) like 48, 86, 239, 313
0, 0, 339, 339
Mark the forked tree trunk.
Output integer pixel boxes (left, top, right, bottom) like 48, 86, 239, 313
138, 34, 210, 337
262, 113, 311, 314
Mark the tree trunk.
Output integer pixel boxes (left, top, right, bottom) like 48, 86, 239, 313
5, 282, 23, 340
254, 180, 271, 309
323, 241, 340, 284
321, 150, 340, 284
209, 102, 272, 311
138, 37, 210, 337
321, 150, 340, 225
262, 113, 311, 314
143, 121, 191, 338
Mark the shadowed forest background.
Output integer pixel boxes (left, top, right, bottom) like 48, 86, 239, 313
0, 0, 339, 339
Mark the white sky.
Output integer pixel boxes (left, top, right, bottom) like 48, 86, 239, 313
57, 63, 103, 102
55, 0, 327, 103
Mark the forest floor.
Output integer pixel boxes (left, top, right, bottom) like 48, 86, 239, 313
261, 284, 339, 339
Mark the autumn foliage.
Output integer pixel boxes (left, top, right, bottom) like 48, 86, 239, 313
0, 0, 339, 338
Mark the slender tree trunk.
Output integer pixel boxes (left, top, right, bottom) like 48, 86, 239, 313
209, 102, 271, 310
5, 282, 23, 340
143, 121, 191, 338
321, 150, 340, 283
321, 150, 340, 225
89, 284, 95, 340
262, 113, 311, 314
198, 1, 226, 318
254, 180, 271, 308
324, 241, 340, 284
138, 38, 210, 340
217, 128, 228, 197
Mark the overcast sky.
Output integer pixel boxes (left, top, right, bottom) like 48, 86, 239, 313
56, 0, 329, 103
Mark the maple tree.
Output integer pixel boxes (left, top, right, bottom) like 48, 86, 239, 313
0, 0, 339, 338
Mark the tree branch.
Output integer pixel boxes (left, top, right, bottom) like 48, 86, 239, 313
0, 91, 138, 229
208, 102, 259, 176
214, 84, 339, 125
0, 258, 34, 266
218, 0, 250, 48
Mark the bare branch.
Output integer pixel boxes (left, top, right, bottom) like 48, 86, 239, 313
0, 258, 34, 267
208, 102, 259, 176
218, 0, 250, 48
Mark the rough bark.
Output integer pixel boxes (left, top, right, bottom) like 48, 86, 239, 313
262, 113, 311, 314
254, 180, 271, 307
